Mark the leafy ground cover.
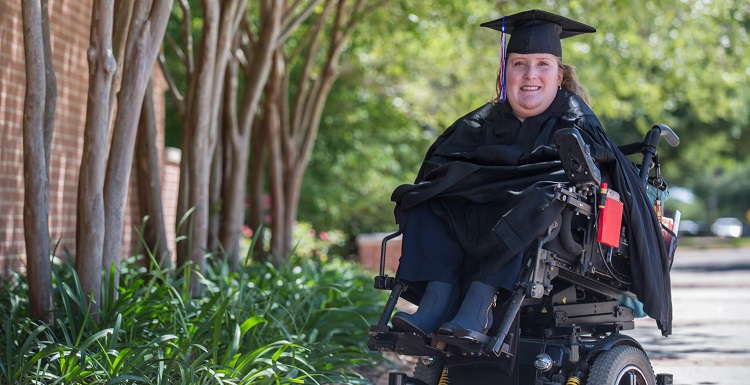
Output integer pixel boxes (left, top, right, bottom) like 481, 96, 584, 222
0, 253, 389, 384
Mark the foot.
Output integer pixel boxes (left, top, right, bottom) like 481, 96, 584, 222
391, 312, 430, 336
438, 281, 497, 335
390, 281, 459, 335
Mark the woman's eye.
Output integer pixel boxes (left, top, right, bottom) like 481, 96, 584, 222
512, 61, 526, 67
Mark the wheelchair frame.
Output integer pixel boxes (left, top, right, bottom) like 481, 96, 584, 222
368, 124, 680, 385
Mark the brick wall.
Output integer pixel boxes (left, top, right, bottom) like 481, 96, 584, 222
0, 1, 178, 271
356, 233, 402, 274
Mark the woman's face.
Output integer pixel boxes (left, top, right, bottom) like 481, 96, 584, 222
505, 53, 562, 121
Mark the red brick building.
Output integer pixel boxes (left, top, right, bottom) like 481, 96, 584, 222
0, 1, 178, 272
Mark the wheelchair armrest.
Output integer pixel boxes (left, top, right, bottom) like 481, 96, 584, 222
555, 128, 602, 187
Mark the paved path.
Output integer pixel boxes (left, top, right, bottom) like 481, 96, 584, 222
624, 246, 750, 385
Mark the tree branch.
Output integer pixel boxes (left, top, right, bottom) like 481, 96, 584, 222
147, 0, 177, 60
290, 0, 333, 138
111, 0, 133, 92
239, 17, 256, 73
225, 41, 240, 145
283, 0, 305, 19
362, 0, 389, 18
279, 0, 323, 45
158, 52, 185, 118
40, 0, 56, 170
178, 0, 194, 74
165, 31, 187, 64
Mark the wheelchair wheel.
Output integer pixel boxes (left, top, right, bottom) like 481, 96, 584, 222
587, 345, 655, 385
412, 356, 446, 385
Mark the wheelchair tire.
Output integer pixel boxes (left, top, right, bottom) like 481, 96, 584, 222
412, 356, 446, 385
587, 345, 655, 385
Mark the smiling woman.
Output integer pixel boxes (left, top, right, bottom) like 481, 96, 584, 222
386, 9, 668, 338
504, 53, 562, 120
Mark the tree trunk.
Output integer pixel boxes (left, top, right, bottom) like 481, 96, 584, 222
109, 0, 134, 117
102, 0, 174, 289
135, 79, 170, 268
201, 0, 244, 261
166, 0, 253, 290
175, 118, 192, 268
247, 118, 266, 260
173, 0, 194, 269
219, 0, 282, 269
219, 59, 239, 268
21, 0, 55, 324
183, 0, 220, 294
207, 126, 223, 254
264, 52, 287, 263
76, 0, 116, 312
263, 0, 377, 261
162, 0, 370, 268
265, 0, 336, 260
40, 0, 56, 171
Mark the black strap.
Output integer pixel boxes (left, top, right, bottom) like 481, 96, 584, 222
618, 141, 643, 156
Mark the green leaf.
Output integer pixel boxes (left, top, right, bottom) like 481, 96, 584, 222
239, 316, 266, 335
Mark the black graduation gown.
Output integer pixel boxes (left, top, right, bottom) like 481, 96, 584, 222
392, 90, 673, 336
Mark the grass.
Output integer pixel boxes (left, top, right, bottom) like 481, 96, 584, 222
0, 252, 389, 384
677, 235, 750, 249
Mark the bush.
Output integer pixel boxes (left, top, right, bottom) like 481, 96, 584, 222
0, 253, 388, 384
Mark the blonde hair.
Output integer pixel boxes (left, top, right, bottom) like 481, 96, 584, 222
559, 60, 590, 105
494, 57, 590, 105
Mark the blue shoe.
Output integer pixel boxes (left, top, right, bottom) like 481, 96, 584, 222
391, 281, 459, 336
438, 281, 497, 335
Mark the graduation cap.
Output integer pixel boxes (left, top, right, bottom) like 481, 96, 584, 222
480, 9, 595, 57
480, 10, 595, 102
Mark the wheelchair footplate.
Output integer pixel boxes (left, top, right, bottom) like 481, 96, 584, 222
367, 325, 446, 357
429, 331, 514, 359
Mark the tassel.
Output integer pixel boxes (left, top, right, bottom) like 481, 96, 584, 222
499, 17, 507, 103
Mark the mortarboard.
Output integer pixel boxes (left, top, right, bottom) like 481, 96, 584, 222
480, 9, 595, 102
480, 9, 595, 57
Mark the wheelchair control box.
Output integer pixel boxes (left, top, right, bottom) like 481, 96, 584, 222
596, 185, 623, 248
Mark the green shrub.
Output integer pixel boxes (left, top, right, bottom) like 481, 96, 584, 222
0, 253, 388, 384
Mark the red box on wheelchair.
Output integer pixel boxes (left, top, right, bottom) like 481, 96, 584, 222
597, 190, 624, 247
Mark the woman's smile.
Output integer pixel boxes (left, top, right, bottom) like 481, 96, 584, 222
505, 53, 562, 120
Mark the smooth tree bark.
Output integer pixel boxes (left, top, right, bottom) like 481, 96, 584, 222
109, 0, 135, 117
21, 0, 55, 324
163, 0, 382, 269
102, 0, 174, 289
218, 0, 283, 269
170, 0, 194, 269
257, 0, 386, 260
207, 129, 223, 254
135, 79, 170, 268
165, 0, 248, 283
40, 0, 56, 169
76, 0, 116, 312
181, 0, 219, 294
263, 51, 286, 262
242, 0, 326, 255
246, 117, 266, 259
164, 1, 325, 271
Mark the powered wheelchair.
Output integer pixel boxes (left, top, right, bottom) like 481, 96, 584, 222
368, 116, 680, 385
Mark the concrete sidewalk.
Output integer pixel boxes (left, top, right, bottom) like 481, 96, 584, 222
624, 246, 750, 385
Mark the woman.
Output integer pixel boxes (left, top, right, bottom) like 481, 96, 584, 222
390, 10, 672, 338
